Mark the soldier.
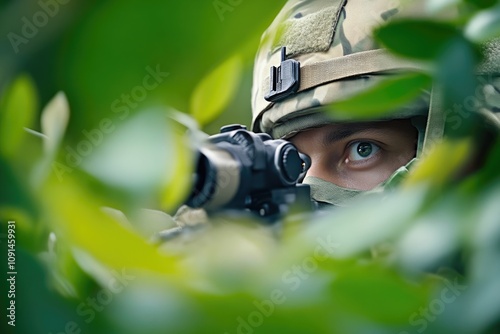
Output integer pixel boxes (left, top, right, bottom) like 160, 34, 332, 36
161, 0, 500, 236
251, 0, 500, 207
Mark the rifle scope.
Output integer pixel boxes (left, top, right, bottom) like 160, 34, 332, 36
185, 124, 311, 217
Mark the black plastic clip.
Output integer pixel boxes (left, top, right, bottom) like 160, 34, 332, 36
264, 47, 300, 102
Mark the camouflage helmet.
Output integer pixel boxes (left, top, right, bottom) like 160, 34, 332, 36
251, 0, 432, 139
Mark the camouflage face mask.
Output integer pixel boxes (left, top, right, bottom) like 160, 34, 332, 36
303, 176, 363, 207
304, 158, 417, 207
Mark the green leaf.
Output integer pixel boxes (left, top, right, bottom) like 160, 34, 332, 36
465, 5, 500, 43
80, 109, 174, 197
327, 73, 432, 119
42, 172, 183, 276
0, 75, 38, 158
31, 92, 71, 189
287, 187, 426, 262
41, 91, 70, 155
464, 0, 498, 10
0, 155, 38, 222
375, 19, 459, 60
437, 36, 478, 131
396, 207, 461, 273
426, 0, 460, 13
159, 120, 195, 213
329, 265, 432, 323
190, 54, 243, 126
404, 138, 472, 188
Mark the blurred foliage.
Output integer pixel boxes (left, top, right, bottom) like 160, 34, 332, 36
327, 72, 432, 119
1, 1, 500, 334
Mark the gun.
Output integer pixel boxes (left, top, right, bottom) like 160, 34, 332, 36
185, 124, 313, 221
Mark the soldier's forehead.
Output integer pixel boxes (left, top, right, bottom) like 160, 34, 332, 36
294, 120, 414, 146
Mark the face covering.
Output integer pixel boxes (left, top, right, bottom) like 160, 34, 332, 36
304, 158, 417, 207
303, 176, 364, 207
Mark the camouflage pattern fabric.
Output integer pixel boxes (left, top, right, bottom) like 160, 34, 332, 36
251, 0, 426, 137
477, 38, 500, 126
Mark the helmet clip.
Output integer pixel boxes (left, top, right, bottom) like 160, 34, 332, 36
264, 47, 300, 102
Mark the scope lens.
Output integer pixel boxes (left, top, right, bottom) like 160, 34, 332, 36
279, 145, 303, 184
186, 153, 216, 208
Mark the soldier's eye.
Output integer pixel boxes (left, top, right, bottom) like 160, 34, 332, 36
347, 141, 380, 161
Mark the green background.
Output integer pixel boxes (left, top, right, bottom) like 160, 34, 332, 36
1, 1, 500, 334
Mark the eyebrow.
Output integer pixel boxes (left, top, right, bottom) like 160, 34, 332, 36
322, 123, 378, 147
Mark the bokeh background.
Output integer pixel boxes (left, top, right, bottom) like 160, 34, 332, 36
1, 1, 500, 334
0, 0, 286, 138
